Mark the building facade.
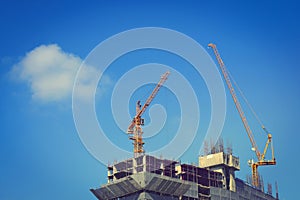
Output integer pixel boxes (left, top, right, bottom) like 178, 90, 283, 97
91, 154, 278, 200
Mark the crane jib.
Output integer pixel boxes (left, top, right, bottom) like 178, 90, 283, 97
208, 43, 276, 188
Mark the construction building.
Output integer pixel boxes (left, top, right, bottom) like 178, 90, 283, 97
91, 147, 278, 200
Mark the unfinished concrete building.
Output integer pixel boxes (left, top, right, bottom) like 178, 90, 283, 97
91, 149, 278, 200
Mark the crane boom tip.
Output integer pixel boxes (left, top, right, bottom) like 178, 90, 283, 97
208, 43, 216, 48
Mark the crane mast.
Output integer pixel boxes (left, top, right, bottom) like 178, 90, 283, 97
208, 43, 276, 188
127, 71, 170, 157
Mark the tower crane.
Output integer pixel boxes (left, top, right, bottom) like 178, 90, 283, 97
208, 43, 276, 188
127, 71, 170, 157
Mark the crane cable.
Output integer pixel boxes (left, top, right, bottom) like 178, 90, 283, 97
226, 69, 269, 135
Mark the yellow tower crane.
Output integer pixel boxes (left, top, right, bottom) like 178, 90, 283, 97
208, 43, 276, 188
127, 71, 170, 157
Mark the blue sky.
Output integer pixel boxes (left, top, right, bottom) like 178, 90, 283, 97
1, 1, 299, 200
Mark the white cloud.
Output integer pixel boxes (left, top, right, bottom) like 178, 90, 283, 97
11, 44, 107, 103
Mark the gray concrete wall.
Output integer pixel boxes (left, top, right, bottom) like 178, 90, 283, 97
121, 192, 178, 200
211, 186, 277, 200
